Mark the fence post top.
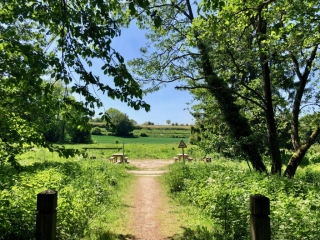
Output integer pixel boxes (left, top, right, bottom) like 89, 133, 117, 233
37, 190, 58, 212
39, 189, 57, 195
250, 194, 270, 216
250, 194, 268, 199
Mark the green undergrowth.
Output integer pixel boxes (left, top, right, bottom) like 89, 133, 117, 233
164, 159, 320, 239
0, 155, 132, 240
158, 176, 216, 240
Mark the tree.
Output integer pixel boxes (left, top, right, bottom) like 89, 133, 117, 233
194, 0, 320, 177
105, 108, 135, 135
143, 121, 154, 125
0, 0, 158, 167
166, 120, 171, 125
128, 0, 320, 176
128, 0, 267, 172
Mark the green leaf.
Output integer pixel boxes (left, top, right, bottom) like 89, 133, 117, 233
129, 2, 136, 15
154, 16, 162, 28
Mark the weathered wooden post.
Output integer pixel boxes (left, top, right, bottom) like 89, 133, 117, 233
250, 194, 270, 240
36, 190, 57, 240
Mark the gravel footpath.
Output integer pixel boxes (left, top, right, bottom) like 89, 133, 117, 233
125, 160, 176, 240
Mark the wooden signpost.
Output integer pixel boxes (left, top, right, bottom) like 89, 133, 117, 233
178, 140, 187, 162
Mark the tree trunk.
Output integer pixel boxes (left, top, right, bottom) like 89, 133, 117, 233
286, 46, 318, 177
258, 18, 282, 175
198, 43, 267, 172
284, 127, 320, 178
184, 0, 267, 172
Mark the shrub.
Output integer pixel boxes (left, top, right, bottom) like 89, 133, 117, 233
91, 127, 102, 135
165, 159, 320, 239
164, 163, 190, 193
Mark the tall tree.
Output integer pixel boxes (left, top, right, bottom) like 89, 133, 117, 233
129, 0, 267, 172
128, 0, 320, 176
192, 0, 320, 177
0, 0, 155, 167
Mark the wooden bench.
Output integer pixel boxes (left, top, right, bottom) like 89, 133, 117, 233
109, 157, 115, 162
187, 157, 193, 162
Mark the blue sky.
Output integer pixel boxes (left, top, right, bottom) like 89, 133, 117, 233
90, 23, 195, 125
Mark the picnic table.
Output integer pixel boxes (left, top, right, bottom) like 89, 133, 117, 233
112, 153, 128, 163
177, 153, 189, 161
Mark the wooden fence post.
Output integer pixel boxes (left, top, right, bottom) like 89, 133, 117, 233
36, 190, 57, 240
250, 194, 270, 240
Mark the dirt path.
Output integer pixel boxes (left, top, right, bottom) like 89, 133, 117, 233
125, 159, 177, 240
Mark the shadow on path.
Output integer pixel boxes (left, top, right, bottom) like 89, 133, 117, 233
98, 225, 215, 240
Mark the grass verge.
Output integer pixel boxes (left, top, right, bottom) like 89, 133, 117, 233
158, 174, 216, 239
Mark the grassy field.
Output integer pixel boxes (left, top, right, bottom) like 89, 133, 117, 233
91, 123, 191, 139
89, 134, 193, 160
70, 143, 197, 160
92, 135, 190, 144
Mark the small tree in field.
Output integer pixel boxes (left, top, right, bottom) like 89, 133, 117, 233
106, 108, 134, 135
166, 120, 171, 125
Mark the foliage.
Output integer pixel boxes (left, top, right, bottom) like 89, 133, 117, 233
165, 156, 320, 239
0, 0, 157, 167
140, 132, 149, 137
126, 0, 320, 175
299, 114, 320, 145
91, 127, 103, 135
143, 121, 155, 125
68, 127, 92, 144
128, 0, 270, 172
0, 154, 131, 239
105, 108, 135, 135
194, 0, 320, 176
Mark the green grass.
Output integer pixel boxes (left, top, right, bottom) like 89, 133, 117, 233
164, 157, 320, 239
92, 135, 190, 144
91, 123, 191, 139
0, 154, 132, 240
67, 143, 194, 160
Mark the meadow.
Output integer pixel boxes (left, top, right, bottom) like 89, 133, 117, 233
91, 123, 191, 140
89, 126, 192, 159
91, 135, 189, 145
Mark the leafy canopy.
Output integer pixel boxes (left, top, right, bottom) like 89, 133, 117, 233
0, 0, 161, 167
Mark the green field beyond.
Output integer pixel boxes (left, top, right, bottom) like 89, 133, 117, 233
92, 135, 189, 144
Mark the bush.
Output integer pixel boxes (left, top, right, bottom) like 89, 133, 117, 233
140, 132, 148, 137
0, 158, 130, 239
165, 159, 320, 239
91, 127, 102, 135
164, 163, 190, 193
69, 128, 92, 144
